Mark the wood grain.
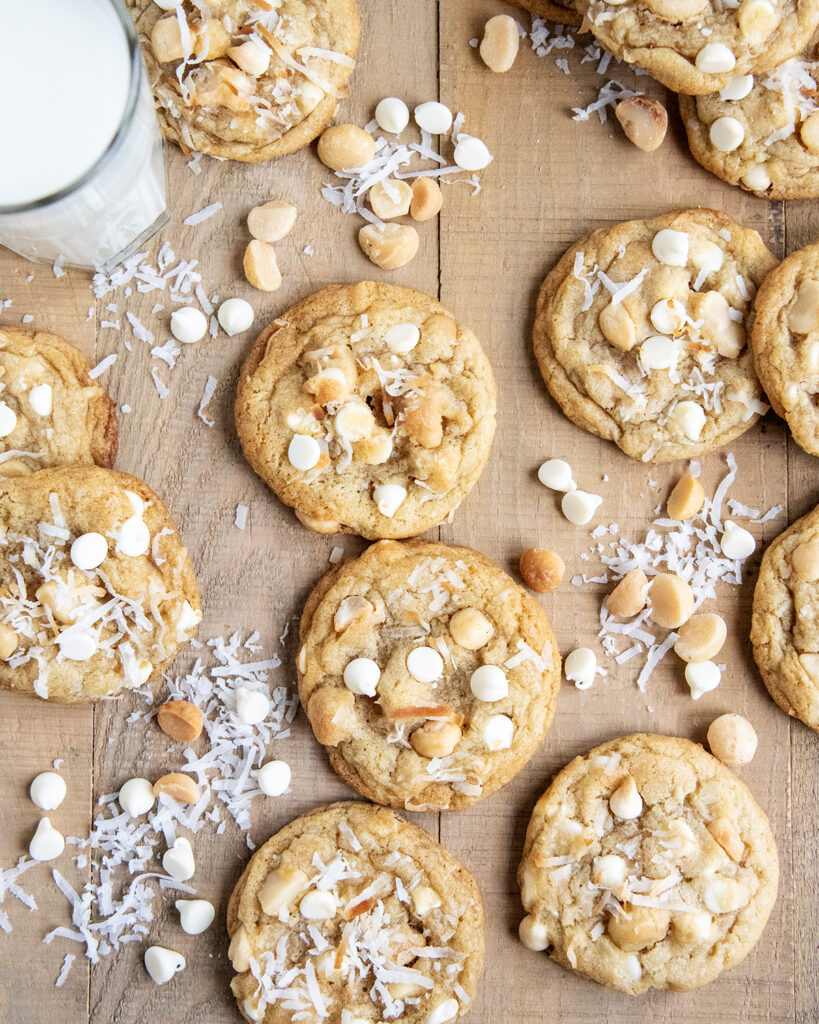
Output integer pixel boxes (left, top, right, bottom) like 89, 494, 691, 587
0, 0, 816, 1021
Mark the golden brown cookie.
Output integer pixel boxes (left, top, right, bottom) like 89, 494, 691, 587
578, 0, 819, 94
227, 801, 484, 1024
0, 466, 201, 702
125, 0, 360, 161
0, 327, 117, 478
511, 0, 584, 28
751, 502, 819, 730
533, 209, 777, 462
680, 50, 819, 198
235, 282, 497, 539
518, 734, 779, 994
751, 240, 819, 455
297, 540, 561, 811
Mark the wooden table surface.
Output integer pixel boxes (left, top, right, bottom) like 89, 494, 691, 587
1, 2, 817, 1022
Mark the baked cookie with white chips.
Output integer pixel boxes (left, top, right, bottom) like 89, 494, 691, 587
0, 327, 118, 479
751, 240, 819, 455
533, 209, 777, 462
518, 734, 779, 994
297, 540, 560, 810
235, 282, 497, 539
126, 0, 359, 161
577, 0, 819, 94
751, 501, 819, 730
0, 466, 201, 702
680, 49, 819, 198
227, 801, 485, 1024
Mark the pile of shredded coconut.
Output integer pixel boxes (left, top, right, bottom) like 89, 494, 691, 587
0, 630, 297, 987
571, 454, 784, 692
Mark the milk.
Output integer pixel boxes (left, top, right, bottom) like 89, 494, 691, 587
0, 0, 167, 270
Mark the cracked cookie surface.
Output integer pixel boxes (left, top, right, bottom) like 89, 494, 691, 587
227, 801, 484, 1024
533, 209, 776, 462
0, 327, 117, 479
0, 465, 200, 702
298, 540, 561, 810
126, 0, 359, 161
751, 502, 819, 730
518, 733, 779, 994
236, 282, 497, 539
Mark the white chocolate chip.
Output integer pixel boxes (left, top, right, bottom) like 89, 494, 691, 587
115, 515, 150, 557
373, 483, 407, 518
453, 135, 493, 171
385, 322, 420, 354
483, 714, 514, 750
375, 97, 410, 134
170, 306, 208, 344
343, 657, 381, 696
414, 101, 453, 134
29, 817, 65, 861
622, 953, 642, 981
519, 914, 549, 951
56, 630, 97, 661
469, 664, 509, 702
742, 162, 772, 192
119, 777, 156, 817
703, 877, 749, 914
720, 520, 755, 560
593, 854, 627, 890
175, 599, 201, 642
251, 760, 292, 796
175, 898, 215, 935
710, 116, 745, 152
685, 660, 722, 700
609, 775, 643, 819
695, 42, 736, 73
70, 532, 108, 571
719, 74, 754, 100
650, 298, 686, 335
30, 772, 66, 810
564, 647, 597, 689
561, 489, 603, 525
28, 383, 53, 417
538, 459, 575, 491
236, 686, 270, 724
671, 400, 706, 441
407, 646, 444, 683
426, 1000, 459, 1024
228, 38, 270, 76
162, 836, 195, 881
640, 335, 677, 371
144, 946, 186, 985
217, 297, 254, 336
0, 401, 16, 437
690, 240, 724, 278
125, 490, 145, 515
288, 434, 321, 471
652, 228, 689, 266
299, 889, 338, 920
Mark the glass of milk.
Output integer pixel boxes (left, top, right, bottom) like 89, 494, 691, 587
0, 0, 167, 272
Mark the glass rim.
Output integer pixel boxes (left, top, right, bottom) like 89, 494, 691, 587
0, 0, 141, 216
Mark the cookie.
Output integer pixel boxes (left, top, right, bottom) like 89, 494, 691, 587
751, 240, 819, 455
511, 0, 584, 28
0, 466, 201, 702
680, 50, 819, 198
227, 801, 484, 1024
518, 734, 779, 994
126, 0, 359, 162
533, 209, 777, 462
235, 282, 497, 540
0, 327, 117, 478
297, 539, 560, 811
751, 502, 819, 730
578, 0, 819, 94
